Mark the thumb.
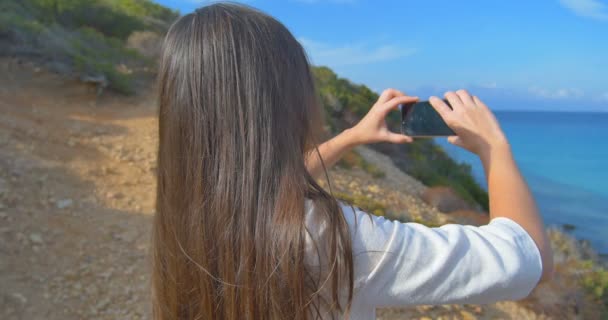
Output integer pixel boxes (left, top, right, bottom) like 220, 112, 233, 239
387, 132, 413, 144
447, 135, 464, 147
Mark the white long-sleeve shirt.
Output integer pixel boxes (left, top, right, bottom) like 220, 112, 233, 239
304, 200, 543, 319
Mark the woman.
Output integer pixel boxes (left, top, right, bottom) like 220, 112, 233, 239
152, 3, 553, 320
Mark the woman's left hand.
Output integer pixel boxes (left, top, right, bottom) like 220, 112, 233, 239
348, 88, 418, 145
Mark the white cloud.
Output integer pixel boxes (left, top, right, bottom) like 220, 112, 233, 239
559, 0, 608, 20
528, 86, 585, 99
293, 0, 355, 3
478, 82, 498, 89
298, 37, 416, 67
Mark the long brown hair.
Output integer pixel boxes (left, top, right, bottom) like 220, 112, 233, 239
153, 3, 354, 319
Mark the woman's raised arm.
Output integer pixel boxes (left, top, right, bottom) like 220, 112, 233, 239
430, 90, 554, 282
305, 89, 416, 178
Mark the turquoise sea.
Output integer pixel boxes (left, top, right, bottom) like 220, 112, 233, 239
435, 111, 608, 255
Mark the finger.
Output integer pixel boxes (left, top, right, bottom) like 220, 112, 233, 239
386, 132, 413, 144
429, 96, 452, 119
473, 95, 488, 109
380, 95, 419, 115
447, 135, 464, 147
444, 91, 464, 111
377, 88, 405, 104
456, 89, 475, 106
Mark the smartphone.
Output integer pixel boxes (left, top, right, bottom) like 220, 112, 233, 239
400, 100, 455, 137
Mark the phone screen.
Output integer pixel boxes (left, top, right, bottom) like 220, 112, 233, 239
400, 100, 455, 137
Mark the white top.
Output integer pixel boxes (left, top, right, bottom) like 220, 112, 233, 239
304, 201, 543, 320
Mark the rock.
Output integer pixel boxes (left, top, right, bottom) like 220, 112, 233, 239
29, 233, 44, 244
460, 310, 476, 320
114, 230, 138, 243
96, 297, 111, 311
106, 191, 124, 199
367, 184, 380, 193
0, 211, 6, 219
11, 292, 27, 305
449, 210, 489, 226
16, 232, 26, 243
562, 223, 576, 232
56, 198, 73, 209
421, 187, 474, 213
471, 305, 482, 314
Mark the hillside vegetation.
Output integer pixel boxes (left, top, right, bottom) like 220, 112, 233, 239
0, 0, 178, 93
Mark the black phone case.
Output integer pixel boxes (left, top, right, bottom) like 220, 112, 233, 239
400, 100, 455, 137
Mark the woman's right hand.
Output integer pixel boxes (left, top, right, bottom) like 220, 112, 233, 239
429, 90, 509, 162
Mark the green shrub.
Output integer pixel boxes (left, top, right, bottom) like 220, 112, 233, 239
68, 27, 142, 94
579, 260, 608, 316
0, 12, 45, 35
411, 217, 442, 228
23, 0, 177, 38
337, 150, 385, 178
334, 192, 387, 216
404, 139, 489, 210
2, 0, 175, 95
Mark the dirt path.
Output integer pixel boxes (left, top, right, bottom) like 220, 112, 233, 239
0, 59, 158, 319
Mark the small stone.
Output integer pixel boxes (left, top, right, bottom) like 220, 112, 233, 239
56, 198, 73, 209
367, 184, 380, 193
29, 233, 44, 244
12, 292, 27, 305
460, 310, 476, 320
112, 192, 124, 199
0, 211, 6, 219
96, 297, 111, 311
86, 284, 99, 295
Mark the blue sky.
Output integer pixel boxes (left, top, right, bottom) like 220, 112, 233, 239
155, 0, 608, 111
